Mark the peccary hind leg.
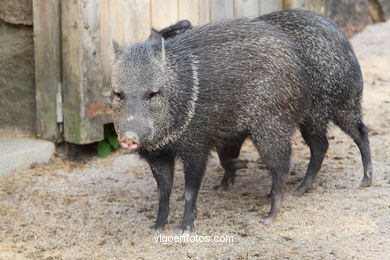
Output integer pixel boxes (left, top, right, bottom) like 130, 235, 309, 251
295, 123, 329, 196
251, 128, 291, 225
335, 114, 373, 187
217, 137, 246, 191
181, 152, 208, 234
148, 154, 175, 233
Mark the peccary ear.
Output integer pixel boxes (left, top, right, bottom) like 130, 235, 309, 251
150, 28, 163, 40
111, 40, 121, 60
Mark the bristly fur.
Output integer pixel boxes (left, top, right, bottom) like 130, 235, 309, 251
157, 10, 373, 194
111, 17, 310, 233
110, 10, 373, 234
255, 10, 373, 195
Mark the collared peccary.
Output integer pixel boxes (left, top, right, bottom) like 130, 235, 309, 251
258, 10, 372, 195
111, 18, 310, 233
156, 10, 373, 194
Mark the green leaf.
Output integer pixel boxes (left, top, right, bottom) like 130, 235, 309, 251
108, 135, 120, 150
97, 140, 111, 158
103, 124, 112, 139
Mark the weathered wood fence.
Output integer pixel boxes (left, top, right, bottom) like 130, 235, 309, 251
34, 0, 303, 144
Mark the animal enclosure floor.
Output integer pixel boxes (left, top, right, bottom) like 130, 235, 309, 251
1, 21, 390, 259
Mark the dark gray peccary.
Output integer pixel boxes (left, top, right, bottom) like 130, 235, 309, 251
197, 9, 372, 194
111, 18, 310, 233
259, 10, 373, 195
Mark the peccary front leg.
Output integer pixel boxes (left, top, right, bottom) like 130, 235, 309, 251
147, 155, 175, 233
217, 137, 246, 191
251, 129, 291, 225
180, 152, 208, 235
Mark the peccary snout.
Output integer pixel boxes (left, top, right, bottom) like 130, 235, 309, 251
120, 132, 140, 151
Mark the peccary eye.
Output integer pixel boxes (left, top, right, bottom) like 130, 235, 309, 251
113, 90, 125, 100
146, 90, 160, 101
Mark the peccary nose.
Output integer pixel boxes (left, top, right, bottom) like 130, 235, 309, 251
120, 132, 140, 151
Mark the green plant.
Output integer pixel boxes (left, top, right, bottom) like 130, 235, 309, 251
97, 124, 120, 158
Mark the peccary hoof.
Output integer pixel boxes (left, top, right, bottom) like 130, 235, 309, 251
232, 158, 248, 170
263, 215, 276, 225
217, 181, 229, 191
152, 224, 165, 234
293, 186, 307, 197
180, 224, 194, 235
360, 176, 373, 187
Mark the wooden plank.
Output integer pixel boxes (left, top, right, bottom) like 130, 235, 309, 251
99, 0, 113, 125
61, 0, 82, 143
283, 0, 306, 9
259, 0, 283, 15
178, 0, 200, 25
210, 0, 234, 20
234, 0, 261, 17
123, 0, 151, 42
99, 0, 111, 89
100, 0, 151, 88
199, 0, 210, 24
62, 0, 104, 144
151, 0, 178, 30
33, 0, 62, 142
303, 0, 327, 14
99, 0, 152, 124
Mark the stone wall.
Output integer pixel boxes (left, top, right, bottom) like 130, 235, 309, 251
0, 0, 36, 133
0, 0, 33, 25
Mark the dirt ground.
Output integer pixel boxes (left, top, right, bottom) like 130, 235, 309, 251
1, 21, 390, 260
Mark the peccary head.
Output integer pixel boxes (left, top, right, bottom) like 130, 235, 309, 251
111, 39, 190, 152
111, 40, 165, 151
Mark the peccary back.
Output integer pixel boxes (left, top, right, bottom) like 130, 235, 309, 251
259, 10, 363, 122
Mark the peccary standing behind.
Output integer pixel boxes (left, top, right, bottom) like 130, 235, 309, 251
217, 10, 373, 194
155, 10, 373, 194
258, 10, 373, 195
111, 19, 309, 233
